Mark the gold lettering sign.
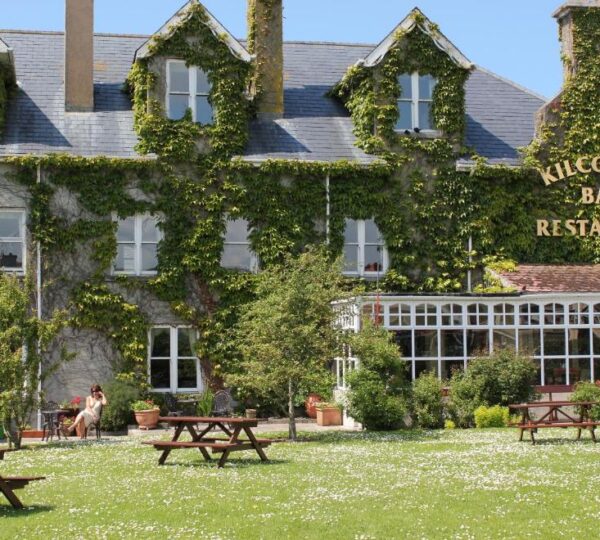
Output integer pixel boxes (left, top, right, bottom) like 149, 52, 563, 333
537, 155, 600, 237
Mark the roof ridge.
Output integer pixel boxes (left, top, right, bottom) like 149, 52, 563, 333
0, 29, 150, 38
474, 65, 548, 102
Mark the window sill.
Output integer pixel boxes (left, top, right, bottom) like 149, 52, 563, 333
394, 129, 443, 139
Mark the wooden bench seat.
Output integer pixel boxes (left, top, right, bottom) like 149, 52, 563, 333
0, 475, 45, 509
143, 439, 271, 451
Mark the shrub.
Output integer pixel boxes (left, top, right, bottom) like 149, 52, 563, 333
474, 405, 510, 428
448, 349, 538, 428
412, 371, 445, 429
570, 381, 600, 420
196, 390, 214, 417
100, 380, 140, 432
444, 419, 456, 430
131, 399, 159, 412
346, 321, 410, 430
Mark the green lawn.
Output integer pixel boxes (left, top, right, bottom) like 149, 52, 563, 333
2, 429, 600, 539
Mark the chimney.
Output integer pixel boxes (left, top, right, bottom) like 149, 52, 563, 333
553, 0, 600, 82
248, 0, 284, 119
65, 0, 94, 112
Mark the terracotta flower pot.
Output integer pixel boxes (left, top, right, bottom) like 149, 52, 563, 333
134, 409, 160, 430
305, 393, 323, 419
316, 407, 342, 426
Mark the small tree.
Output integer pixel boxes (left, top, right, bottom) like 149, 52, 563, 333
0, 274, 64, 448
227, 247, 351, 440
412, 371, 445, 429
346, 321, 410, 430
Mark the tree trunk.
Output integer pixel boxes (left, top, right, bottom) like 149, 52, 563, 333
288, 379, 297, 441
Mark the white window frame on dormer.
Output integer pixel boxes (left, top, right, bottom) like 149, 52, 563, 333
147, 325, 202, 393
166, 59, 213, 124
0, 209, 26, 273
342, 218, 389, 278
221, 217, 259, 273
112, 213, 162, 277
395, 72, 438, 134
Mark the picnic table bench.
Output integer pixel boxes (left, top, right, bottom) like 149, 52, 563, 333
509, 401, 600, 445
143, 416, 272, 468
0, 474, 45, 509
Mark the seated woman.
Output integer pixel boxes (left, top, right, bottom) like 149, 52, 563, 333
68, 384, 108, 439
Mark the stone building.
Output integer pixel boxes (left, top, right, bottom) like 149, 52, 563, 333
0, 0, 594, 415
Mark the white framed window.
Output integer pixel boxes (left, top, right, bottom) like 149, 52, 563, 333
149, 326, 201, 392
343, 219, 388, 277
221, 217, 259, 272
113, 214, 161, 276
395, 72, 437, 132
167, 59, 213, 124
0, 210, 25, 272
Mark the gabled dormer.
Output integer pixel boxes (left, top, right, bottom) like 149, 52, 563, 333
332, 8, 473, 154
129, 0, 254, 158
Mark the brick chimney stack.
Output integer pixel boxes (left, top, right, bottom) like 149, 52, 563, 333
65, 0, 94, 112
248, 0, 284, 119
553, 0, 600, 82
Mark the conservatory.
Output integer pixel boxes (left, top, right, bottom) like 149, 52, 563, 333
336, 292, 600, 391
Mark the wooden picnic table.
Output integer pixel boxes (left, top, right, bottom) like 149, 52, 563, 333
143, 416, 272, 468
509, 401, 600, 444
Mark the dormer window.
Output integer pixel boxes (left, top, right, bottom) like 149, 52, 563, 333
395, 73, 437, 132
167, 60, 213, 125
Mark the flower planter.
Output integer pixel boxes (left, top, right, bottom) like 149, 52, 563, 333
21, 430, 44, 439
316, 407, 342, 426
134, 409, 160, 430
305, 393, 323, 419
245, 409, 257, 419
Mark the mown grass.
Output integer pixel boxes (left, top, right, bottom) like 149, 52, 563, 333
1, 428, 600, 539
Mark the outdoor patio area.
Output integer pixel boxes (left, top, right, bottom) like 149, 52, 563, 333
2, 428, 600, 539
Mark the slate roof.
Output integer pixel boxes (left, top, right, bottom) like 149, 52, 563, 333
0, 30, 546, 165
496, 265, 600, 293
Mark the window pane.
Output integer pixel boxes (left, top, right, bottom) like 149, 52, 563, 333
142, 216, 160, 243
415, 330, 438, 357
545, 358, 567, 385
544, 330, 566, 356
150, 328, 170, 357
398, 74, 412, 99
116, 218, 135, 242
178, 328, 196, 357
365, 220, 382, 244
419, 74, 436, 99
466, 330, 489, 356
0, 214, 21, 238
141, 244, 158, 272
440, 330, 464, 357
344, 219, 358, 243
0, 242, 23, 269
178, 359, 197, 389
363, 245, 383, 273
225, 219, 250, 243
169, 62, 189, 93
196, 69, 211, 94
569, 328, 591, 355
393, 331, 412, 357
519, 329, 541, 355
115, 244, 135, 272
343, 245, 359, 273
221, 244, 253, 271
418, 101, 433, 130
151, 359, 171, 389
415, 360, 437, 379
570, 358, 591, 383
396, 101, 413, 130
169, 95, 189, 120
195, 96, 213, 125
493, 330, 516, 351
442, 360, 463, 380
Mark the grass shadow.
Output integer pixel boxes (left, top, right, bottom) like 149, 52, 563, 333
0, 504, 54, 517
260, 430, 445, 445
160, 457, 290, 468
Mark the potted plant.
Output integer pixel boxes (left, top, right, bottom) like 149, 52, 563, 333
305, 393, 323, 419
131, 399, 160, 430
316, 402, 343, 426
